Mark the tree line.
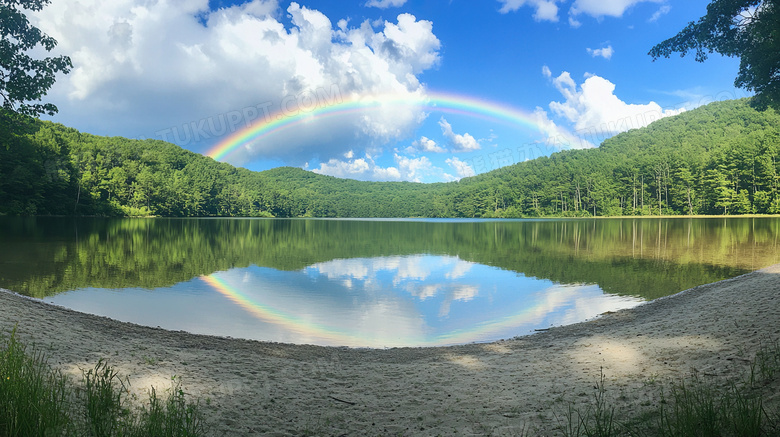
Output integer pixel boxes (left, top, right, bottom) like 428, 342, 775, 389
452, 98, 780, 217
3, 216, 768, 299
1, 98, 779, 218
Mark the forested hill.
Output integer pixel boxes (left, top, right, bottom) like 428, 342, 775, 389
450, 98, 780, 217
1, 98, 779, 217
0, 114, 444, 217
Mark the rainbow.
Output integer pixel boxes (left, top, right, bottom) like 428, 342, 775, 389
205, 91, 543, 162
200, 273, 626, 347
200, 274, 371, 346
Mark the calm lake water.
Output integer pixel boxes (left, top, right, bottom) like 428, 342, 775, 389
1, 217, 778, 347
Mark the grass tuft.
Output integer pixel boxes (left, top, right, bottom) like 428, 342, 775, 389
0, 325, 72, 436
557, 340, 780, 437
0, 326, 206, 437
557, 368, 620, 437
135, 377, 205, 437
82, 359, 132, 436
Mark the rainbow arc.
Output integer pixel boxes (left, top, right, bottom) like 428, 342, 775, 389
206, 91, 543, 162
201, 272, 591, 347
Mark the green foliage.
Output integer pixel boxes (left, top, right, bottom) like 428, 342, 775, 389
649, 0, 780, 110
657, 380, 766, 437
454, 99, 780, 218
0, 0, 72, 117
0, 327, 206, 437
2, 216, 772, 301
0, 99, 779, 219
135, 380, 205, 437
0, 326, 71, 436
558, 369, 619, 437
83, 360, 130, 437
558, 340, 780, 437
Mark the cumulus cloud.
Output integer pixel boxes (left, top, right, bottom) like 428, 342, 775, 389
365, 0, 408, 8
544, 69, 684, 143
445, 157, 476, 179
532, 107, 595, 149
586, 45, 614, 60
438, 118, 481, 152
30, 0, 441, 166
410, 136, 446, 153
569, 0, 665, 21
312, 153, 451, 182
497, 0, 560, 22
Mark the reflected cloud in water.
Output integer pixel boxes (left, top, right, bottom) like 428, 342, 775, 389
46, 254, 643, 347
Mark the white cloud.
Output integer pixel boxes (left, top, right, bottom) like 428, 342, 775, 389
586, 45, 614, 60
532, 107, 595, 149
546, 69, 685, 140
497, 0, 560, 22
311, 153, 448, 182
365, 0, 408, 8
445, 260, 476, 280
501, 0, 667, 24
439, 118, 481, 152
31, 0, 441, 166
411, 136, 446, 153
570, 0, 665, 21
445, 157, 476, 179
394, 154, 438, 182
648, 4, 671, 22
452, 285, 479, 302
407, 283, 442, 300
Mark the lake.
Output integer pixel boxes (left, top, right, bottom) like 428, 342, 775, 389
1, 217, 778, 347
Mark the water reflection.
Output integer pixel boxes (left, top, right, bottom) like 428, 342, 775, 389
3, 216, 779, 347
47, 255, 643, 347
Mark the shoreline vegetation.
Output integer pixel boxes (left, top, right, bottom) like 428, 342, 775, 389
1, 217, 768, 302
2, 98, 780, 219
0, 327, 206, 436
2, 264, 780, 435
4, 213, 780, 218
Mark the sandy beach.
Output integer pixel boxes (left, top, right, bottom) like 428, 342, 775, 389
2, 264, 780, 435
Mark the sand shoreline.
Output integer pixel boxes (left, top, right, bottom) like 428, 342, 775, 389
2, 264, 780, 435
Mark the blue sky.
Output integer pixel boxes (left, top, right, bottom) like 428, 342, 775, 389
31, 0, 747, 183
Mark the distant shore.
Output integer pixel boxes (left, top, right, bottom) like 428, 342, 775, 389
2, 264, 780, 435
4, 213, 780, 221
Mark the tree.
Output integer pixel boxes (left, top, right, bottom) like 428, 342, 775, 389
649, 0, 780, 110
0, 0, 72, 117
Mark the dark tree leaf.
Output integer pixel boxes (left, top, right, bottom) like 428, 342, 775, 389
0, 0, 72, 118
649, 0, 780, 110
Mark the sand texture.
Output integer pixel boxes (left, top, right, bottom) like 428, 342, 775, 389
2, 263, 780, 435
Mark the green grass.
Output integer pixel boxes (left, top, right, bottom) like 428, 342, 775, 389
656, 379, 766, 437
0, 326, 72, 436
0, 326, 206, 437
134, 378, 205, 437
6, 321, 780, 437
557, 340, 780, 437
557, 368, 619, 437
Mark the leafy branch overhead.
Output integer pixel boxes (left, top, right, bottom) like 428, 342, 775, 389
0, 0, 72, 117
649, 0, 780, 110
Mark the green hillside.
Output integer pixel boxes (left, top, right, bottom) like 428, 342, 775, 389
451, 98, 780, 217
1, 98, 779, 217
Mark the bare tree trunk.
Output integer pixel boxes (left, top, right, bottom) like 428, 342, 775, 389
687, 186, 693, 215
74, 183, 81, 214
